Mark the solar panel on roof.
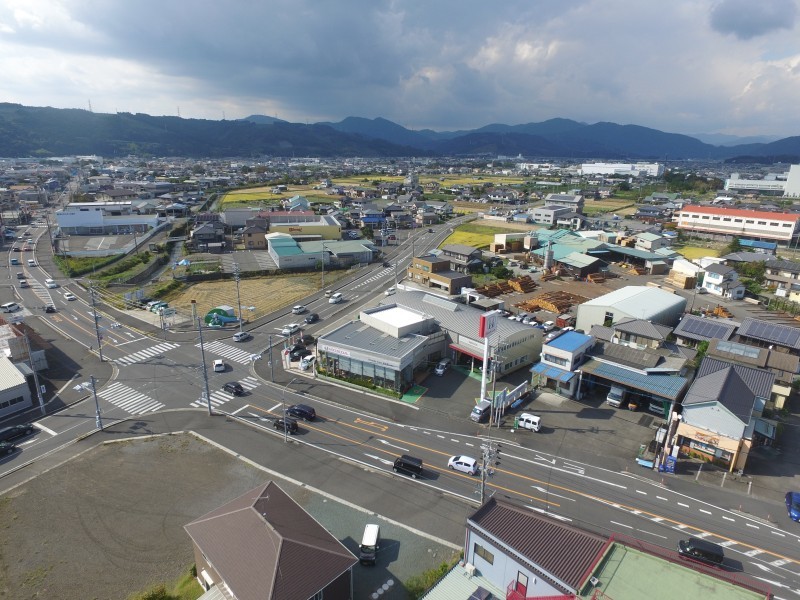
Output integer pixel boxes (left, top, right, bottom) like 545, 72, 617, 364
744, 320, 800, 347
680, 318, 732, 340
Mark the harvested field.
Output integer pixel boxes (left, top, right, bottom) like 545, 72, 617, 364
581, 199, 636, 217
676, 245, 721, 259
442, 221, 540, 250
166, 274, 324, 321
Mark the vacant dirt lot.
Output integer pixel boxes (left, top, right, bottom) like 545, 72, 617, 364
0, 435, 263, 600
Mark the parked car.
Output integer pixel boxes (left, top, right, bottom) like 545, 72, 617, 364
232, 331, 252, 342
447, 455, 478, 475
542, 321, 555, 332
286, 404, 316, 421
786, 491, 800, 521
299, 355, 316, 370
281, 323, 301, 336
213, 359, 226, 372
273, 417, 298, 435
304, 313, 319, 324
384, 287, 396, 296
291, 305, 307, 314
290, 348, 312, 361
299, 334, 315, 346
222, 382, 245, 396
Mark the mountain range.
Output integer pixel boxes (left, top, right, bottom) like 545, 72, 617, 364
0, 102, 798, 162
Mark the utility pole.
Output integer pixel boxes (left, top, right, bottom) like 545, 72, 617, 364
197, 317, 213, 416
233, 262, 243, 333
90, 375, 103, 430
17, 325, 45, 415
320, 241, 326, 290
132, 226, 140, 255
89, 283, 104, 362
268, 334, 275, 382
478, 440, 501, 505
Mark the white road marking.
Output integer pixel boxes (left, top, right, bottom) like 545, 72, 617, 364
699, 509, 712, 515
636, 490, 647, 495
722, 515, 735, 521
656, 496, 668, 501
377, 439, 409, 452
610, 521, 634, 529
35, 423, 57, 436
677, 502, 689, 508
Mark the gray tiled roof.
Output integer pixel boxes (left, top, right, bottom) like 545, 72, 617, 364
468, 497, 606, 594
683, 364, 756, 423
612, 317, 672, 340
697, 357, 774, 400
706, 263, 734, 275
322, 320, 428, 359
593, 342, 662, 369
589, 324, 614, 342
765, 258, 800, 272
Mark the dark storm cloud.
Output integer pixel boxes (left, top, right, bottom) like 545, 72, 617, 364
709, 0, 797, 39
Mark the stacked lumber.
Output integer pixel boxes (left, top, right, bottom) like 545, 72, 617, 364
629, 266, 647, 275
514, 291, 588, 314
508, 275, 537, 293
475, 281, 514, 297
586, 273, 605, 284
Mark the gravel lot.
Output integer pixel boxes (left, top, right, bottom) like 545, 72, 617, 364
0, 434, 458, 600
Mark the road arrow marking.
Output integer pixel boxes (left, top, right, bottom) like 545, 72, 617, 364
531, 486, 575, 501
378, 439, 409, 452
364, 453, 394, 466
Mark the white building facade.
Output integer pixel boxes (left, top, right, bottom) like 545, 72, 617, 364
674, 205, 800, 244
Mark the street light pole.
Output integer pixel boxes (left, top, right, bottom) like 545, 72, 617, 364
197, 317, 213, 416
233, 262, 243, 333
90, 375, 103, 430
89, 283, 104, 362
282, 377, 299, 443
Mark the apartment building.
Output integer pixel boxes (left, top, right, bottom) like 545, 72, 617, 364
674, 205, 800, 245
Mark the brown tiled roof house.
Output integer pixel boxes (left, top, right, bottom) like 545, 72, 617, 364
184, 481, 357, 600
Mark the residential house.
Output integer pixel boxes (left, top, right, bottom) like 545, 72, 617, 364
736, 317, 800, 357
531, 205, 572, 225
408, 254, 473, 295
739, 239, 777, 255
530, 331, 594, 398
440, 244, 483, 273
424, 200, 454, 217
673, 314, 738, 348
242, 223, 267, 249
675, 358, 776, 472
282, 194, 311, 211
422, 496, 770, 600
190, 222, 226, 251
706, 338, 798, 410
184, 481, 357, 600
701, 263, 746, 299
763, 258, 800, 294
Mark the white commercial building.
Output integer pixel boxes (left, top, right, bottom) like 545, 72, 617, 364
674, 205, 800, 245
55, 201, 160, 235
0, 356, 33, 419
580, 162, 664, 177
724, 164, 800, 197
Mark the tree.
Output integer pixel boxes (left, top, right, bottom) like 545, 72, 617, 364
723, 237, 742, 254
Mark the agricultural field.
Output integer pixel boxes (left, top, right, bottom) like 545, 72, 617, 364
331, 174, 529, 187
674, 245, 721, 260
440, 222, 529, 250
581, 199, 636, 217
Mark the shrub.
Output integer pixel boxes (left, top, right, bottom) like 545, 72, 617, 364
406, 560, 458, 599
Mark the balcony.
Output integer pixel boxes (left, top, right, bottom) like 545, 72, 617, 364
506, 580, 575, 600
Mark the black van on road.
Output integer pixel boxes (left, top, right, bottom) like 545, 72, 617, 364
677, 537, 724, 567
393, 455, 423, 479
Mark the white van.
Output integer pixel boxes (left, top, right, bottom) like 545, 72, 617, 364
517, 413, 541, 432
359, 524, 380, 565
1, 302, 20, 313
328, 292, 343, 304
27, 259, 36, 267
44, 278, 58, 289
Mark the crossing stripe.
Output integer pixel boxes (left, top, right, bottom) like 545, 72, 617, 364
116, 342, 181, 365
190, 376, 261, 408
196, 340, 259, 365
97, 382, 164, 414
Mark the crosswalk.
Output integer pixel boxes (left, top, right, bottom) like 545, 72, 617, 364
190, 376, 261, 409
196, 340, 259, 365
115, 342, 181, 365
97, 382, 165, 414
351, 266, 393, 290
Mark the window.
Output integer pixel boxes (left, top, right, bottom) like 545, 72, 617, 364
474, 543, 494, 565
783, 223, 793, 228
734, 219, 742, 223
746, 220, 754, 224
758, 221, 767, 225
711, 216, 720, 221
543, 353, 568, 367
722, 218, 731, 222
701, 215, 710, 220
770, 222, 779, 227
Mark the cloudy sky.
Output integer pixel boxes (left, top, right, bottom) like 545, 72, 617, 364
1, 0, 799, 137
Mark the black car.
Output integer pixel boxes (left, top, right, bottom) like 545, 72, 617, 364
299, 334, 315, 346
273, 417, 298, 435
290, 348, 312, 361
44, 305, 56, 313
1, 441, 17, 455
0, 423, 36, 443
287, 343, 305, 354
304, 313, 319, 324
286, 403, 316, 421
222, 382, 244, 396
427, 228, 434, 233
382, 261, 391, 267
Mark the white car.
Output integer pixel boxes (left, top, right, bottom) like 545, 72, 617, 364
233, 331, 251, 342
542, 321, 555, 332
291, 305, 307, 314
64, 292, 76, 301
385, 287, 396, 296
328, 292, 343, 304
517, 413, 541, 432
45, 279, 58, 289
213, 359, 225, 372
448, 455, 478, 476
281, 323, 300, 336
